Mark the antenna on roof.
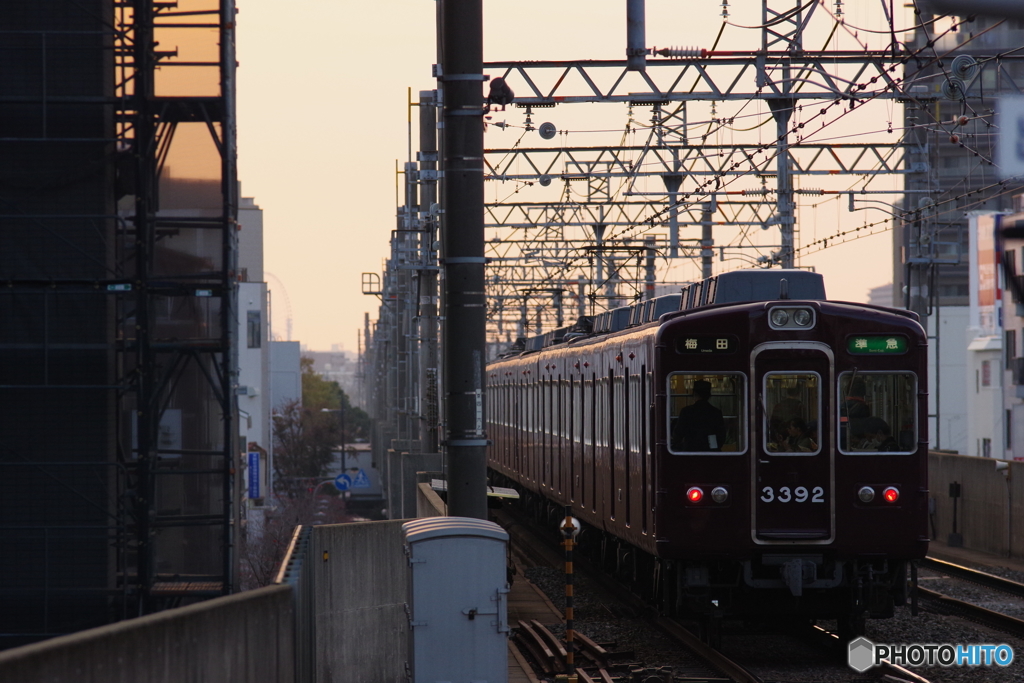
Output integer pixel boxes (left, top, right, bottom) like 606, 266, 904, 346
779, 278, 790, 300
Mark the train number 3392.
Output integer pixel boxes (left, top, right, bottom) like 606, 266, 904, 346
760, 486, 825, 503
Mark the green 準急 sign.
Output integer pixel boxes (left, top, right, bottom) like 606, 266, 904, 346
847, 335, 907, 354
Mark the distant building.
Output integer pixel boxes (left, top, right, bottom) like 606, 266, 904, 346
271, 341, 302, 411
305, 348, 359, 400
236, 195, 272, 506
894, 14, 1024, 309
966, 206, 1024, 460
867, 283, 893, 308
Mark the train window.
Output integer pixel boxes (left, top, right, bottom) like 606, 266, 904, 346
705, 277, 717, 305
764, 373, 821, 455
584, 377, 593, 448
838, 372, 917, 454
614, 375, 625, 451
667, 373, 746, 454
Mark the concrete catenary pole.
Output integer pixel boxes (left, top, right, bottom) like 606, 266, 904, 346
419, 90, 440, 455
701, 201, 714, 279
626, 0, 646, 72
644, 236, 657, 300
441, 0, 488, 519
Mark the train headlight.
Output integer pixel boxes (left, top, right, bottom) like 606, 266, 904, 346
858, 486, 875, 503
711, 486, 729, 503
883, 487, 900, 503
769, 306, 815, 329
770, 309, 790, 326
686, 487, 704, 503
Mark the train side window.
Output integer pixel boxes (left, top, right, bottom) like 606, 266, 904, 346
667, 373, 746, 454
704, 277, 717, 305
838, 372, 917, 454
764, 373, 821, 455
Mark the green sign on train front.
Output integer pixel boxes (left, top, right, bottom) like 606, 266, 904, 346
847, 335, 907, 354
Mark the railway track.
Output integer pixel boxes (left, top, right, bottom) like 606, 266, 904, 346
513, 620, 646, 683
918, 557, 1024, 639
499, 508, 762, 683
921, 557, 1024, 599
498, 505, 945, 682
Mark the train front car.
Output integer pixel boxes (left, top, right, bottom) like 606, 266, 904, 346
657, 275, 928, 637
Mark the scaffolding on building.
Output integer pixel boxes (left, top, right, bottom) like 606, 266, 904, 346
0, 0, 237, 646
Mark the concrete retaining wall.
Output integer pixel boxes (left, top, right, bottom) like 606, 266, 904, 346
928, 452, 1024, 559
0, 519, 437, 683
310, 520, 409, 683
417, 482, 446, 517
0, 584, 294, 683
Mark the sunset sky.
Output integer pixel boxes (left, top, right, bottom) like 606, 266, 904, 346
235, 1, 920, 351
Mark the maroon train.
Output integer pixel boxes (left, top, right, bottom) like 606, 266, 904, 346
487, 270, 928, 638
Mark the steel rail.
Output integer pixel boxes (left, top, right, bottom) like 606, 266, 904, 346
918, 586, 1024, 639
496, 508, 762, 683
921, 556, 1024, 599
811, 624, 934, 683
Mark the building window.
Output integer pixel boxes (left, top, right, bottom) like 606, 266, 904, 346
1005, 249, 1020, 304
937, 284, 969, 298
982, 360, 991, 387
247, 310, 261, 348
1008, 330, 1018, 371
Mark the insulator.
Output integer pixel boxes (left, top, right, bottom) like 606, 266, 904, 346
798, 188, 824, 195
835, 0, 843, 16
720, 0, 729, 19
742, 188, 769, 196
653, 46, 706, 59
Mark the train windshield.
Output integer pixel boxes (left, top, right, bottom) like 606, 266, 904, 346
668, 373, 745, 454
764, 373, 821, 455
838, 372, 917, 453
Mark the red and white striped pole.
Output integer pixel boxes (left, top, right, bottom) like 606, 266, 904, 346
560, 506, 581, 682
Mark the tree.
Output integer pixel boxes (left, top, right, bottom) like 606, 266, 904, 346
238, 484, 362, 590
271, 356, 371, 493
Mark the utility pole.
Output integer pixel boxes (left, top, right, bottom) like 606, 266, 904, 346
644, 237, 657, 300
701, 201, 715, 279
440, 0, 487, 519
762, 0, 807, 269
419, 90, 440, 456
663, 171, 682, 259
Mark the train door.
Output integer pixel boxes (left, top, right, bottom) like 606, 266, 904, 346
751, 342, 834, 544
610, 370, 626, 520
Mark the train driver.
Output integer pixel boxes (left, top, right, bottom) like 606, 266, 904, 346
671, 380, 727, 452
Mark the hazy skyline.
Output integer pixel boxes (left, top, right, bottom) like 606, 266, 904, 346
237, 1, 919, 351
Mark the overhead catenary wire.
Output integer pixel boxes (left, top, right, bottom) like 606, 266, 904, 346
477, 7, 1024, 328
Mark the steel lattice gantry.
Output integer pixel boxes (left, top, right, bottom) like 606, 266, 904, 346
0, 0, 237, 645
478, 0, 924, 297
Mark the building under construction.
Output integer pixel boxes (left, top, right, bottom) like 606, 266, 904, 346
0, 0, 238, 647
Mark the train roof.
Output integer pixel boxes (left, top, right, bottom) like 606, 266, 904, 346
496, 269, 827, 358
705, 269, 825, 304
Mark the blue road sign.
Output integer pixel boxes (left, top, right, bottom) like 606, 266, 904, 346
334, 473, 352, 492
351, 469, 371, 489
248, 452, 260, 498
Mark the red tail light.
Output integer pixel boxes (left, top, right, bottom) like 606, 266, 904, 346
687, 487, 704, 503
883, 487, 899, 503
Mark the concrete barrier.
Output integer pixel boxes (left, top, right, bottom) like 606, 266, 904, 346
417, 482, 446, 517
309, 520, 409, 683
0, 584, 294, 683
928, 452, 1023, 559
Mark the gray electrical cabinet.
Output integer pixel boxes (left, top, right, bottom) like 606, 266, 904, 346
403, 517, 510, 683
